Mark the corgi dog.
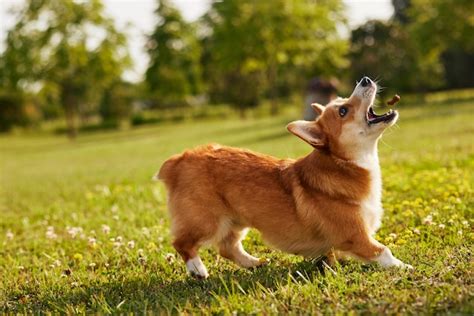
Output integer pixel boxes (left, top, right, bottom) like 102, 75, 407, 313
156, 77, 412, 279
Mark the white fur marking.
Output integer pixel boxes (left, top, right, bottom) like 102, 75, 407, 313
355, 148, 384, 235
186, 257, 209, 278
375, 248, 412, 269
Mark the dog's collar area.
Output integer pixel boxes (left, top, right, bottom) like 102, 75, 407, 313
366, 106, 397, 125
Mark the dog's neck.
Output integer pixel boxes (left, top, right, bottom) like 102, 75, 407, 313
293, 149, 373, 201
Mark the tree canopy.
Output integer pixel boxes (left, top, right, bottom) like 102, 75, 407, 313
202, 0, 348, 114
145, 0, 202, 107
0, 0, 130, 137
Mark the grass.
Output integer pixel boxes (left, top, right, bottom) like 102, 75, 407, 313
0, 100, 473, 314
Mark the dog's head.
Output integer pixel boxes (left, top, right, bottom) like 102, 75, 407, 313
288, 77, 398, 160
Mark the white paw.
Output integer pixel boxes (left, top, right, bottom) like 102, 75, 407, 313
186, 257, 209, 279
401, 262, 414, 270
376, 248, 413, 269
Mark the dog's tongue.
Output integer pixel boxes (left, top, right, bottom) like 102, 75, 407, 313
368, 107, 378, 119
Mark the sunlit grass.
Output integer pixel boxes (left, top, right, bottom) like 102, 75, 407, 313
0, 101, 473, 313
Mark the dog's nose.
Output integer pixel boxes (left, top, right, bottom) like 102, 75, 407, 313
360, 76, 371, 87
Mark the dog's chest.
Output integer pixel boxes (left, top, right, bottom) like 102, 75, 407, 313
360, 164, 383, 234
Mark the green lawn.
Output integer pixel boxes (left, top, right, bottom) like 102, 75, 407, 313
1, 101, 473, 313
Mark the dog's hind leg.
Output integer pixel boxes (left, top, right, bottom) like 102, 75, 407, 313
173, 236, 209, 279
217, 228, 267, 268
170, 208, 218, 279
342, 234, 413, 269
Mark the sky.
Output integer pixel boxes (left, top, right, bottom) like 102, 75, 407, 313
0, 0, 394, 82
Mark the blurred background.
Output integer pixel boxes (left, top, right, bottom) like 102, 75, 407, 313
0, 0, 473, 138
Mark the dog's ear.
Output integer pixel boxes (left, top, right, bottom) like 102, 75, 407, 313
310, 103, 325, 115
287, 120, 326, 148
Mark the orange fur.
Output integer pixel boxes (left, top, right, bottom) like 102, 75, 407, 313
157, 78, 412, 277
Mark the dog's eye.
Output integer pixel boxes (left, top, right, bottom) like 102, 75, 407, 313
339, 106, 348, 117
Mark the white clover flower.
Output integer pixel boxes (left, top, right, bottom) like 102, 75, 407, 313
6, 231, 14, 240
89, 262, 96, 268
113, 241, 122, 248
462, 220, 469, 226
46, 226, 58, 239
111, 204, 119, 213
438, 224, 445, 229
127, 240, 135, 249
54, 259, 61, 267
88, 237, 97, 247
141, 227, 150, 236
116, 236, 123, 242
422, 215, 433, 225
413, 228, 421, 235
66, 226, 83, 239
137, 248, 144, 256
389, 233, 397, 239
101, 224, 111, 234
165, 253, 175, 263
457, 230, 463, 236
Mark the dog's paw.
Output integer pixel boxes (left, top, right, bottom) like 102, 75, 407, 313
190, 270, 209, 280
258, 258, 270, 266
401, 263, 414, 270
247, 258, 270, 269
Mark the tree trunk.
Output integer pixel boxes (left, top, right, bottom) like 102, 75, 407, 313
65, 103, 78, 139
61, 84, 79, 139
268, 63, 279, 116
239, 107, 247, 119
270, 97, 278, 116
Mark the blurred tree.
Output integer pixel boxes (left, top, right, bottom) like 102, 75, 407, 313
145, 0, 202, 107
350, 0, 474, 94
0, 0, 130, 138
202, 0, 348, 116
350, 20, 442, 94
392, 0, 411, 24
408, 0, 474, 89
0, 91, 26, 132
100, 80, 136, 126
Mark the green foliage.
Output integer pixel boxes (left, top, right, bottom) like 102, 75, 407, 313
350, 0, 474, 93
145, 0, 202, 107
0, 91, 26, 131
409, 0, 474, 53
100, 81, 136, 123
350, 20, 443, 94
202, 0, 348, 114
408, 0, 474, 89
0, 0, 130, 137
0, 100, 472, 313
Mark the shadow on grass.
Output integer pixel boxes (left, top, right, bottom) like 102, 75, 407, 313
24, 259, 331, 313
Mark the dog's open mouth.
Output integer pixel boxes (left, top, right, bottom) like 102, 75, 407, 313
366, 106, 397, 125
